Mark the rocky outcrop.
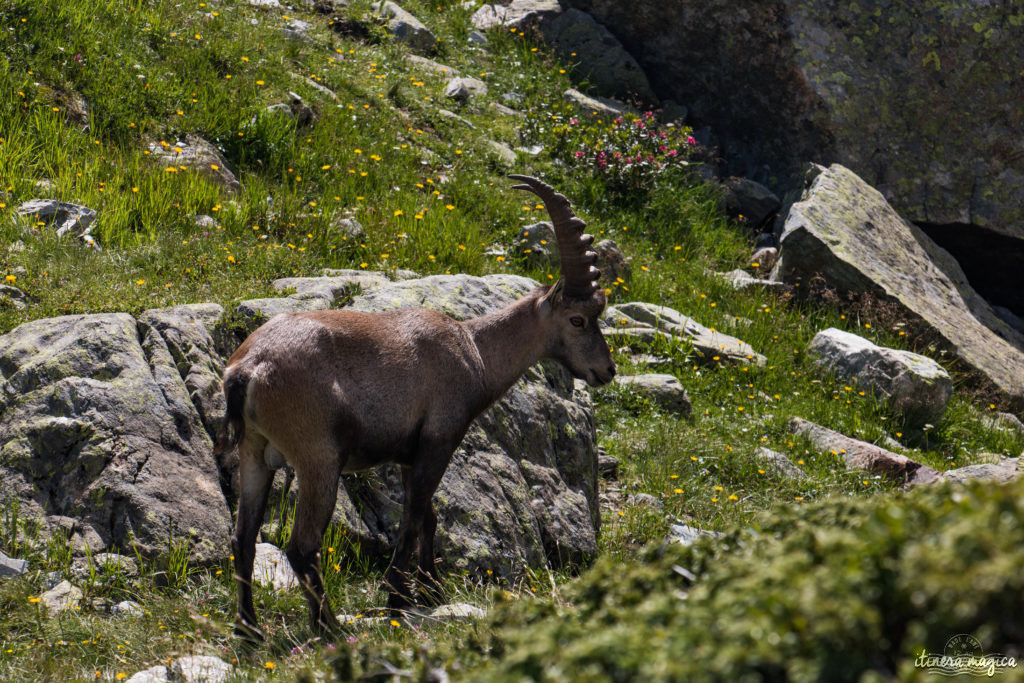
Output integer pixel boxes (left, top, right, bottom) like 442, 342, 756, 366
808, 328, 953, 428
471, 0, 563, 32
0, 272, 600, 577
0, 313, 232, 560
774, 164, 1024, 405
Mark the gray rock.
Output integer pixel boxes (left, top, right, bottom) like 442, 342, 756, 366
437, 109, 476, 129
983, 412, 1024, 438
264, 103, 294, 118
405, 54, 459, 76
371, 1, 438, 54
247, 0, 280, 6
171, 656, 232, 683
272, 274, 386, 306
490, 102, 522, 117
232, 296, 332, 332
668, 523, 721, 547
0, 550, 29, 577
597, 452, 619, 479
540, 8, 656, 104
112, 600, 144, 616
71, 553, 139, 579
613, 374, 691, 415
0, 284, 28, 310
485, 140, 517, 167
718, 269, 791, 294
594, 239, 631, 287
427, 602, 486, 620
138, 304, 226, 443
627, 492, 662, 510
40, 580, 83, 615
774, 164, 1024, 404
721, 177, 781, 229
752, 446, 806, 480
512, 221, 557, 268
605, 301, 765, 366
563, 88, 634, 118
17, 199, 97, 240
749, 246, 778, 276
468, 30, 489, 46
253, 542, 298, 590
333, 217, 366, 241
193, 215, 217, 229
470, 0, 563, 31
126, 666, 169, 683
341, 274, 600, 574
808, 327, 953, 428
444, 77, 488, 102
0, 313, 232, 561
147, 136, 240, 192
939, 458, 1022, 485
281, 19, 312, 41
789, 417, 940, 486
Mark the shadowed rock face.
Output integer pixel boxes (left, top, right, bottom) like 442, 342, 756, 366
563, 0, 1024, 256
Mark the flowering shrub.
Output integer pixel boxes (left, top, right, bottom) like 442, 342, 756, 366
522, 109, 698, 201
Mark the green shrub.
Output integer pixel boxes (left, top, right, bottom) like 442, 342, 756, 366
474, 479, 1024, 681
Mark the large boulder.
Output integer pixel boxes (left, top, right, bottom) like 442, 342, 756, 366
808, 328, 953, 428
774, 164, 1024, 406
471, 0, 563, 32
561, 1, 1024, 295
0, 313, 232, 560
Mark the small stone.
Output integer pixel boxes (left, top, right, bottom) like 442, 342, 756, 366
112, 600, 144, 616
718, 269, 792, 294
753, 446, 806, 480
428, 602, 487, 620
940, 457, 1021, 485
484, 140, 516, 167
253, 543, 298, 590
613, 374, 691, 415
437, 109, 476, 129
563, 88, 634, 118
334, 216, 365, 240
372, 1, 438, 54
194, 215, 217, 229
594, 239, 631, 287
0, 551, 29, 577
0, 285, 28, 310
126, 666, 169, 683
597, 453, 619, 479
40, 580, 83, 615
281, 19, 312, 41
468, 30, 489, 46
172, 655, 232, 683
490, 102, 522, 117
444, 77, 488, 102
627, 492, 663, 510
72, 553, 139, 580
668, 523, 722, 547
17, 199, 97, 239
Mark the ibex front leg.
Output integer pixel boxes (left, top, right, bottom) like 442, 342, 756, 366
385, 442, 454, 614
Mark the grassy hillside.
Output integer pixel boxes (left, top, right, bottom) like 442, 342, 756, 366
0, 0, 1021, 680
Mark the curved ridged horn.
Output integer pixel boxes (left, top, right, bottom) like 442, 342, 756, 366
508, 174, 600, 298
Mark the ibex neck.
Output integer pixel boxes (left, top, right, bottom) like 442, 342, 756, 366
465, 291, 548, 404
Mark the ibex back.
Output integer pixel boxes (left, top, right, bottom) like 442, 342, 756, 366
215, 175, 615, 639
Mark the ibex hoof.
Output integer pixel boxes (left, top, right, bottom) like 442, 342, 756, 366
235, 619, 265, 644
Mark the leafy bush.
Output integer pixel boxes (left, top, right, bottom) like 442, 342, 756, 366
473, 479, 1024, 681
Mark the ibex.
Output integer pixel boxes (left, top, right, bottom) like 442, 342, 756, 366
215, 175, 615, 639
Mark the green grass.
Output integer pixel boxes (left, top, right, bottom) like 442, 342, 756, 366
0, 0, 1021, 680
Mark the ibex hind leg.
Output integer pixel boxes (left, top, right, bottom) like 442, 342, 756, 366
233, 437, 273, 643
287, 454, 342, 636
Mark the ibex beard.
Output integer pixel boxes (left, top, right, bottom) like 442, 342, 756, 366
215, 175, 615, 640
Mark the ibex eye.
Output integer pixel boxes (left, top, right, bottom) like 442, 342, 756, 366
570, 317, 585, 327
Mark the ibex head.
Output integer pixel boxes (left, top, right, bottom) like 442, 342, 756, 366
510, 175, 616, 387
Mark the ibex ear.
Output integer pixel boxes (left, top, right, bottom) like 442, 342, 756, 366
539, 278, 565, 314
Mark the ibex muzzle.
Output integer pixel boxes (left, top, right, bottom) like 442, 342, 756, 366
216, 175, 614, 639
